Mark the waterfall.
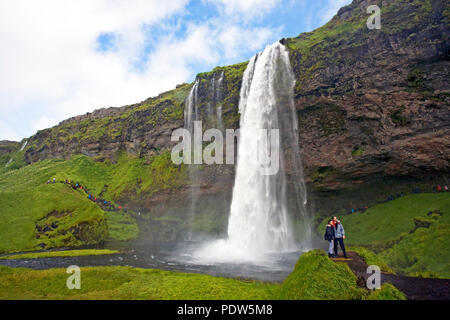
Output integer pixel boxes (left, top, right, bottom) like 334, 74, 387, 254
184, 80, 200, 241
20, 140, 28, 151
184, 81, 199, 133
184, 72, 225, 240
194, 41, 311, 263
228, 42, 294, 254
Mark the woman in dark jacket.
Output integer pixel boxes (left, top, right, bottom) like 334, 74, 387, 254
324, 220, 335, 258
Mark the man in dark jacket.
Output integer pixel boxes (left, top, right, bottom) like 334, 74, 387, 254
324, 220, 335, 258
332, 216, 348, 258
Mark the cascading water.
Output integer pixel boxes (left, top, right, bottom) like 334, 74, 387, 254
184, 80, 200, 240
193, 41, 311, 263
20, 140, 28, 151
184, 73, 225, 240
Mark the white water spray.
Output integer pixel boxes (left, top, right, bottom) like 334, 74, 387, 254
20, 140, 28, 151
194, 42, 311, 263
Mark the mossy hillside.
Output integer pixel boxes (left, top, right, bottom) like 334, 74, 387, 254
286, 1, 367, 94
380, 0, 434, 35
92, 151, 187, 201
0, 150, 189, 253
0, 141, 20, 168
0, 153, 192, 252
320, 193, 450, 246
309, 174, 445, 226
379, 218, 450, 278
1, 151, 186, 202
21, 83, 193, 166
286, 0, 439, 95
0, 250, 404, 300
21, 61, 247, 168
0, 183, 107, 254
318, 193, 450, 278
192, 61, 248, 129
105, 211, 139, 241
0, 142, 28, 173
0, 249, 119, 260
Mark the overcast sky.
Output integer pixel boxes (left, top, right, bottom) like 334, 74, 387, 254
0, 0, 351, 141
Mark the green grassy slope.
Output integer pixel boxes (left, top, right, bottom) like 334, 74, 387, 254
0, 251, 401, 300
0, 183, 107, 254
0, 150, 186, 253
0, 157, 144, 253
0, 152, 186, 202
318, 193, 450, 278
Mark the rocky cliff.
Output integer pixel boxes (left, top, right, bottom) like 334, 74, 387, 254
288, 0, 449, 190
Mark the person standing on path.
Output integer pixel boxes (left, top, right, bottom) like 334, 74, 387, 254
332, 216, 348, 258
324, 220, 335, 258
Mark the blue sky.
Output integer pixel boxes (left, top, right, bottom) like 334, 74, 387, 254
0, 0, 351, 141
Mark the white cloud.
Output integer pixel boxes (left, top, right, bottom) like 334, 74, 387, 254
206, 0, 280, 19
0, 120, 21, 142
0, 0, 190, 139
0, 0, 280, 141
32, 116, 59, 134
217, 25, 278, 60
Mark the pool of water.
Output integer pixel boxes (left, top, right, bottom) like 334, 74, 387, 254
0, 241, 307, 282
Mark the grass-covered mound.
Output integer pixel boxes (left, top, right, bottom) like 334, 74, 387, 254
318, 193, 450, 278
279, 250, 366, 300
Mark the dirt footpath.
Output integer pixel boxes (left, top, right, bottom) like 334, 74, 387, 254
332, 251, 450, 300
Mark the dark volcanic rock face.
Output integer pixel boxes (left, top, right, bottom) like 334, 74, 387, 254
287, 0, 450, 191
6, 0, 449, 223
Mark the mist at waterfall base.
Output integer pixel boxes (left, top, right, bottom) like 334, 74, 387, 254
173, 42, 314, 274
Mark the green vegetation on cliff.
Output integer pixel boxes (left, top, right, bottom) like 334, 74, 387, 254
285, 0, 440, 95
